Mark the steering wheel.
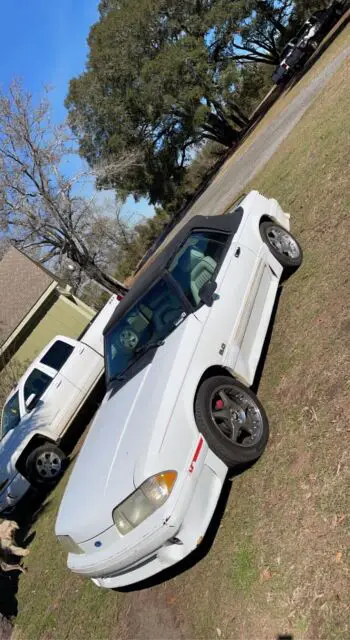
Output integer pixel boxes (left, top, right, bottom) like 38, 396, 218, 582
119, 328, 139, 350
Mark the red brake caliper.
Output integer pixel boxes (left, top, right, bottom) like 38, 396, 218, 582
215, 399, 224, 410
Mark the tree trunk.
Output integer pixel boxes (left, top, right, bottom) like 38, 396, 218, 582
65, 242, 129, 295
229, 110, 249, 130
202, 113, 241, 147
230, 102, 250, 127
84, 262, 129, 295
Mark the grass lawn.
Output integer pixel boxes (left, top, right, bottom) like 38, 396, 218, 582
12, 40, 350, 640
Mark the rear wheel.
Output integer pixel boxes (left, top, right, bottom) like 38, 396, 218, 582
260, 221, 303, 275
25, 443, 67, 488
194, 376, 269, 467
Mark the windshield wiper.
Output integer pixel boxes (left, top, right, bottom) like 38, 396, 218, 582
110, 339, 165, 383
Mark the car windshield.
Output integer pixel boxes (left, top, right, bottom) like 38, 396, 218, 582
1, 392, 21, 439
105, 278, 187, 382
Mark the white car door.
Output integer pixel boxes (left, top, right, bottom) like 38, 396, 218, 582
168, 229, 257, 377
22, 362, 79, 439
51, 337, 104, 397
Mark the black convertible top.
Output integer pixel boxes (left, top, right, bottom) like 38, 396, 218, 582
103, 208, 244, 336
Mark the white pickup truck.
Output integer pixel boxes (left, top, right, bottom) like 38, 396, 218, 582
0, 295, 120, 513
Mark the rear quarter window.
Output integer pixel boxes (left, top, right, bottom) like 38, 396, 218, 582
41, 341, 74, 371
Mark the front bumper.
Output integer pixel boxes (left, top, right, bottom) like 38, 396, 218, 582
0, 473, 31, 513
67, 457, 226, 589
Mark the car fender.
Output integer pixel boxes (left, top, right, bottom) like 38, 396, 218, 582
237, 192, 290, 249
10, 428, 57, 470
137, 358, 230, 485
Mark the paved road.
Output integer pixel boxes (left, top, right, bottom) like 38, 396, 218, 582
168, 45, 350, 235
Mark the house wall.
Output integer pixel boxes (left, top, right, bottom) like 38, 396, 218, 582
3, 292, 95, 370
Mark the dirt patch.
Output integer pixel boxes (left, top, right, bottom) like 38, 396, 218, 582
119, 588, 192, 640
0, 615, 12, 640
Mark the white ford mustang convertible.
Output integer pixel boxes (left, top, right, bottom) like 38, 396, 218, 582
56, 191, 303, 588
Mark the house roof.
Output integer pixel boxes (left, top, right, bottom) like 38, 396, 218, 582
0, 247, 57, 348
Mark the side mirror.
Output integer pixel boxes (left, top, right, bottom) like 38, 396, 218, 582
198, 280, 217, 307
25, 393, 38, 412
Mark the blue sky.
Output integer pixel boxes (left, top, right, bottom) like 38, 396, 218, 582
0, 0, 154, 218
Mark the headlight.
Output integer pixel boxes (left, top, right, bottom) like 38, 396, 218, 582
112, 471, 177, 535
57, 535, 83, 555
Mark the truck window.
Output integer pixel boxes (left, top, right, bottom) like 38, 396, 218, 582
41, 340, 74, 371
24, 368, 52, 405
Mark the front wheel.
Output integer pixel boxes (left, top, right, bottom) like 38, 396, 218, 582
194, 376, 269, 467
25, 443, 67, 488
260, 221, 303, 275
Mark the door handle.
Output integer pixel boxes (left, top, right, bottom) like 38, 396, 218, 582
79, 347, 85, 355
55, 380, 62, 388
235, 246, 241, 258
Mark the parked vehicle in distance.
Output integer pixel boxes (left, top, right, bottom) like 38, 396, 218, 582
0, 295, 121, 513
272, 0, 347, 85
304, 1, 349, 46
56, 190, 303, 589
272, 37, 309, 85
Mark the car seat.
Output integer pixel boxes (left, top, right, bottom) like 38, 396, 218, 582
190, 256, 217, 306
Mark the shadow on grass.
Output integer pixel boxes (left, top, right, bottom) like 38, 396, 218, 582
0, 378, 106, 622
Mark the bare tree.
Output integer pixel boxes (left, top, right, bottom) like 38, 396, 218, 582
0, 81, 142, 294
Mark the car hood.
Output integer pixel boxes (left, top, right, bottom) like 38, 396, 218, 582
56, 315, 201, 543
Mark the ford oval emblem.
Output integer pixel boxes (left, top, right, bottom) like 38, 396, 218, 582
94, 541, 102, 548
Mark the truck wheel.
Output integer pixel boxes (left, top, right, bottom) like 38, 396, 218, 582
194, 376, 269, 467
260, 221, 303, 275
25, 444, 67, 488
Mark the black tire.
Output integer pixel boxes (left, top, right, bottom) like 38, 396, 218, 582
194, 376, 269, 467
25, 443, 67, 488
260, 221, 303, 274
